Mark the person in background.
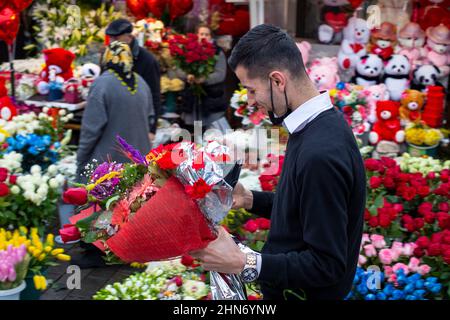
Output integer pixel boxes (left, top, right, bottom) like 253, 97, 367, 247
74, 41, 154, 268
105, 19, 161, 142
181, 24, 231, 134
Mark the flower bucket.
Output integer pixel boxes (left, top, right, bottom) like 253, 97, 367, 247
407, 143, 439, 158
20, 269, 47, 300
0, 281, 26, 300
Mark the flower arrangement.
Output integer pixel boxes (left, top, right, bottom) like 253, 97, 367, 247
168, 33, 217, 97
258, 154, 284, 192
93, 258, 209, 300
405, 123, 444, 147
0, 245, 29, 291
230, 86, 269, 127
399, 153, 450, 176
0, 227, 70, 291
347, 267, 443, 300
27, 1, 122, 56
64, 137, 233, 264
329, 82, 370, 135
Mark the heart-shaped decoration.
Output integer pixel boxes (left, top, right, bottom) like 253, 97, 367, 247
324, 12, 348, 32
126, 0, 149, 20
168, 0, 193, 21
10, 0, 33, 12
146, 0, 168, 19
0, 7, 20, 45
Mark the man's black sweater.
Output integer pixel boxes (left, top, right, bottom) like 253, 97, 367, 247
250, 107, 366, 300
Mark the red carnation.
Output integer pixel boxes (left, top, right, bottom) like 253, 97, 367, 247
9, 175, 17, 185
413, 247, 424, 258
364, 209, 371, 221
427, 172, 436, 180
416, 236, 430, 249
436, 212, 450, 230
181, 254, 199, 267
369, 176, 382, 189
424, 211, 436, 224
404, 222, 416, 232
185, 178, 213, 200
0, 182, 9, 197
393, 203, 403, 213
402, 214, 414, 224
431, 232, 444, 244
0, 168, 8, 182
441, 169, 449, 182
427, 243, 442, 256
62, 188, 88, 205
243, 220, 258, 233
380, 157, 396, 168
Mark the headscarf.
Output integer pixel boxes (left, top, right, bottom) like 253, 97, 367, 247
102, 41, 137, 94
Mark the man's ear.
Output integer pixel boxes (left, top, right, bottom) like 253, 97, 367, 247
269, 71, 285, 88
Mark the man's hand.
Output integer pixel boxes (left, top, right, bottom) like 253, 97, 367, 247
148, 132, 155, 144
232, 182, 253, 210
189, 227, 246, 274
194, 76, 206, 84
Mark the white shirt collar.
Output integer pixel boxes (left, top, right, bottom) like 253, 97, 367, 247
283, 91, 333, 134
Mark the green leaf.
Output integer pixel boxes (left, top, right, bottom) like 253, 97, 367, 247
75, 210, 102, 231
374, 194, 384, 208
106, 195, 120, 211
84, 231, 98, 243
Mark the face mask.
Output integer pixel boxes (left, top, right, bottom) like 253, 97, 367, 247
267, 78, 291, 125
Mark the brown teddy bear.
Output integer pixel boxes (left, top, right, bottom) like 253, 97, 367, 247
399, 89, 425, 124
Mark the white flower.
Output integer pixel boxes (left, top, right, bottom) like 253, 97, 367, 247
49, 178, 59, 189
55, 174, 65, 185
30, 165, 42, 175
47, 164, 58, 175
10, 185, 20, 195
37, 186, 48, 197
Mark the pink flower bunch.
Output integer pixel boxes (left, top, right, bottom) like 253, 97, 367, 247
0, 245, 27, 283
384, 259, 431, 283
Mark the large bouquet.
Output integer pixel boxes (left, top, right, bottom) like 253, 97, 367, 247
64, 137, 233, 264
168, 33, 217, 97
230, 87, 269, 127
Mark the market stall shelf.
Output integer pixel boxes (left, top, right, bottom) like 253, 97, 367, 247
24, 95, 86, 112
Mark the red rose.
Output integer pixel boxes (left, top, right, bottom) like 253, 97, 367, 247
401, 186, 417, 201
185, 178, 213, 200
173, 276, 183, 287
368, 216, 379, 228
438, 202, 449, 212
364, 209, 371, 221
413, 247, 424, 257
379, 213, 392, 228
416, 236, 430, 249
424, 211, 436, 224
418, 202, 433, 216
0, 182, 9, 197
383, 176, 396, 189
436, 212, 450, 230
59, 224, 81, 243
380, 157, 396, 168
0, 168, 8, 182
393, 203, 403, 213
427, 243, 442, 256
414, 218, 425, 230
255, 218, 271, 230
181, 255, 196, 267
427, 172, 436, 180
63, 188, 88, 205
441, 169, 449, 182
417, 186, 430, 197
431, 232, 443, 244
8, 175, 17, 185
404, 222, 416, 232
243, 220, 258, 233
369, 176, 382, 189
364, 159, 380, 171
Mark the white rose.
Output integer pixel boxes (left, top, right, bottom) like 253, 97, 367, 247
49, 178, 59, 189
37, 186, 48, 197
47, 165, 58, 176
66, 113, 74, 120
30, 165, 42, 175
10, 185, 20, 195
31, 194, 42, 205
55, 174, 65, 185
23, 190, 34, 200
58, 109, 67, 116
43, 107, 49, 113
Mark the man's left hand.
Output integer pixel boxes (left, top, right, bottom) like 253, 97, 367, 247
190, 227, 246, 274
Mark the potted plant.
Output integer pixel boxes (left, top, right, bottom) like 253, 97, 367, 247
0, 245, 30, 300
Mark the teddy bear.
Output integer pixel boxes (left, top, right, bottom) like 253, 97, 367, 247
368, 22, 397, 61
382, 54, 411, 101
411, 64, 443, 92
37, 48, 76, 95
351, 54, 383, 87
307, 57, 340, 91
423, 24, 450, 79
369, 100, 405, 145
395, 22, 427, 68
338, 17, 370, 70
318, 0, 352, 44
399, 89, 425, 124
366, 83, 390, 123
0, 77, 16, 121
296, 41, 312, 65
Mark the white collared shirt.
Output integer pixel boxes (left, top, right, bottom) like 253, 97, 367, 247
283, 91, 334, 134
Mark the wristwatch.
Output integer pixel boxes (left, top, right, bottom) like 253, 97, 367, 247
240, 252, 259, 283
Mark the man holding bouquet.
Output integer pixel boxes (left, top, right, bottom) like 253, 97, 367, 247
190, 24, 366, 300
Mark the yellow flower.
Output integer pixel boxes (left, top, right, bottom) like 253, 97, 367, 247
56, 254, 71, 262
33, 250, 42, 258
329, 89, 337, 97
38, 253, 47, 261
46, 234, 54, 247
44, 246, 52, 253
424, 129, 442, 146
19, 226, 28, 235
33, 275, 47, 290
51, 248, 64, 256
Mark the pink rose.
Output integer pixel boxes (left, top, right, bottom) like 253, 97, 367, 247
392, 263, 410, 275
379, 249, 394, 265
403, 243, 417, 256
358, 254, 367, 266
388, 273, 397, 283
384, 266, 393, 277
364, 244, 377, 257
371, 234, 386, 249
391, 241, 404, 261
408, 257, 421, 272
361, 233, 370, 244
418, 264, 431, 275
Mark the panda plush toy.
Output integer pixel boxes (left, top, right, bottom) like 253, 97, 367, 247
411, 64, 443, 92
382, 54, 411, 101
352, 54, 384, 87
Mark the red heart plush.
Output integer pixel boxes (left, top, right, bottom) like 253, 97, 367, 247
0, 7, 20, 45
126, 0, 149, 20
217, 9, 250, 36
146, 0, 168, 19
10, 0, 33, 12
168, 0, 193, 21
324, 12, 348, 32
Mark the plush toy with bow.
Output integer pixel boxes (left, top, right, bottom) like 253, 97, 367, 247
338, 17, 370, 70
37, 48, 76, 95
423, 24, 450, 79
368, 22, 397, 61
399, 89, 425, 124
369, 100, 405, 145
307, 57, 340, 91
396, 22, 427, 68
296, 41, 312, 65
351, 54, 383, 87
366, 83, 390, 123
318, 0, 352, 44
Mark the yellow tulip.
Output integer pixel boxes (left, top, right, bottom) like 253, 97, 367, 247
33, 275, 42, 290
30, 228, 38, 236
45, 246, 52, 253
40, 277, 47, 290
51, 248, 64, 256
33, 250, 42, 258
46, 234, 54, 247
38, 253, 47, 261
6, 231, 12, 239
19, 226, 28, 235
56, 254, 71, 262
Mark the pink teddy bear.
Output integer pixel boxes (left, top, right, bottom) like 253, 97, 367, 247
307, 57, 340, 91
366, 84, 390, 123
296, 41, 312, 65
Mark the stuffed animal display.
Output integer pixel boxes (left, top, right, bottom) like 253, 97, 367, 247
37, 48, 76, 95
307, 57, 340, 91
382, 54, 411, 101
352, 54, 383, 87
338, 17, 370, 70
369, 100, 405, 145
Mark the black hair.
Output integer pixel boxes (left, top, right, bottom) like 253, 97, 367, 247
228, 24, 306, 80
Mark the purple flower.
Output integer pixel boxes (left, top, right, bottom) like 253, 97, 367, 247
0, 245, 27, 283
89, 162, 123, 201
116, 135, 147, 165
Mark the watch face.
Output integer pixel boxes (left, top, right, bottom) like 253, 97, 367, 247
242, 267, 258, 283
